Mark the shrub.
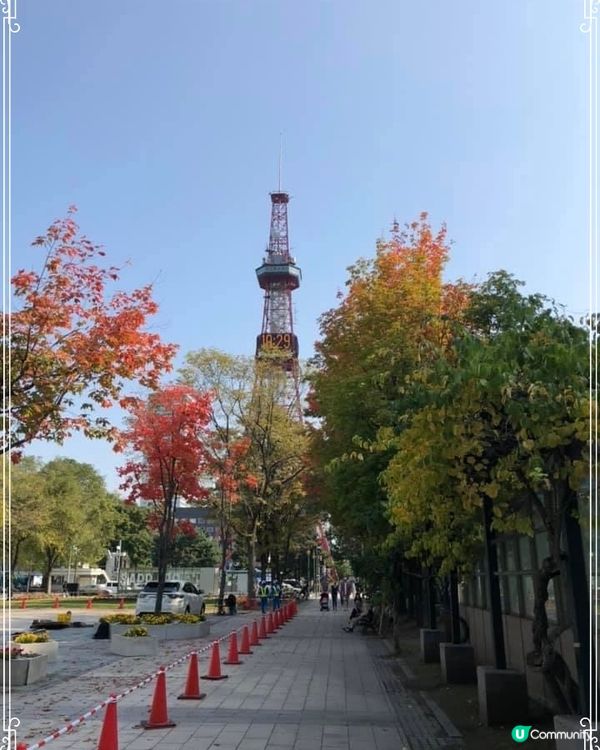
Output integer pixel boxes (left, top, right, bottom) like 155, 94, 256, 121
122, 626, 149, 638
100, 614, 141, 625
14, 631, 49, 644
3, 647, 24, 659
172, 614, 201, 624
139, 614, 173, 625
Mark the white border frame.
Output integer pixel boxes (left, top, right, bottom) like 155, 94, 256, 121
2, 1, 19, 748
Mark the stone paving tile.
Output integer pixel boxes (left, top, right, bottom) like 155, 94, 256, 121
12, 603, 465, 750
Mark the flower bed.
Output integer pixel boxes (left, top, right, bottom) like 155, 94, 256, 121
12, 631, 59, 662
104, 613, 210, 641
109, 627, 158, 657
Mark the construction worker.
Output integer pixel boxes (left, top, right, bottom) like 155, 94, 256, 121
272, 580, 281, 611
259, 580, 270, 614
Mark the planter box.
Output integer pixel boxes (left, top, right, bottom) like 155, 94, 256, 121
109, 634, 158, 657
477, 666, 528, 726
111, 621, 210, 641
11, 654, 48, 686
11, 640, 59, 662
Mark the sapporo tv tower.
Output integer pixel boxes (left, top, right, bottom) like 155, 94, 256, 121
255, 164, 334, 576
255, 162, 302, 417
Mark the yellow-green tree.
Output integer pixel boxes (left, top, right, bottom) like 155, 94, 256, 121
383, 272, 590, 712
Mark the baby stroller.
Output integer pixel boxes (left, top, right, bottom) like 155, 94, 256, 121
319, 592, 330, 611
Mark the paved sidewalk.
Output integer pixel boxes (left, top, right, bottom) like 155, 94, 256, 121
12, 602, 464, 750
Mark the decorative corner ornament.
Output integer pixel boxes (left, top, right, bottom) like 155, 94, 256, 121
1, 717, 21, 750
0, 0, 19, 33
579, 717, 599, 748
581, 0, 600, 32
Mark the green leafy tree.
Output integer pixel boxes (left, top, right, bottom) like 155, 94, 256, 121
3, 456, 48, 575
108, 501, 155, 568
31, 458, 117, 591
153, 527, 218, 568
180, 350, 313, 600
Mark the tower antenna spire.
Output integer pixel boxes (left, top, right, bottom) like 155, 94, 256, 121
278, 132, 283, 191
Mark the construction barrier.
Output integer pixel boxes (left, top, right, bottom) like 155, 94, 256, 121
17, 605, 301, 749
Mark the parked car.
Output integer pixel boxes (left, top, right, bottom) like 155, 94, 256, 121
96, 581, 120, 598
282, 579, 302, 592
135, 581, 205, 616
281, 581, 302, 597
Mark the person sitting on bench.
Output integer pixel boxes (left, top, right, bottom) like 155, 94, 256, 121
343, 605, 374, 633
342, 598, 363, 631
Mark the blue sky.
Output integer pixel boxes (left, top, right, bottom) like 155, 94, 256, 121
13, 1, 588, 491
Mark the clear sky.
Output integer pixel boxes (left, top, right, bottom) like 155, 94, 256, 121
13, 1, 588, 492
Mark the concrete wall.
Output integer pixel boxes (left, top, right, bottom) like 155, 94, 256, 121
462, 605, 576, 712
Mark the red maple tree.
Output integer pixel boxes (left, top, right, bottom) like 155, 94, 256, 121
116, 384, 213, 611
7, 208, 177, 457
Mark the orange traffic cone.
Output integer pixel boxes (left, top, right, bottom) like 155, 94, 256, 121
52, 596, 59, 608
97, 696, 118, 750
250, 620, 261, 646
16, 744, 28, 750
86, 598, 93, 609
178, 652, 206, 700
118, 598, 125, 610
239, 625, 253, 655
259, 616, 268, 639
266, 612, 275, 634
203, 641, 228, 680
224, 631, 243, 665
141, 669, 176, 729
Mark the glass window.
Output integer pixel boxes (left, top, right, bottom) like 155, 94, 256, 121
504, 539, 517, 571
522, 575, 535, 618
518, 536, 533, 571
535, 532, 550, 563
507, 575, 520, 615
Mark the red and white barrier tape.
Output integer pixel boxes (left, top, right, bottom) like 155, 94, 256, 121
20, 609, 296, 750
18, 623, 252, 750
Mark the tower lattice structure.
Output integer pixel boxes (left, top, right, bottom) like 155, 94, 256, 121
255, 190, 302, 417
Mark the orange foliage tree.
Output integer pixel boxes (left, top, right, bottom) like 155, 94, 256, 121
308, 214, 471, 590
6, 208, 176, 457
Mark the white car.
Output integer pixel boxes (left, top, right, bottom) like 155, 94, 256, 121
135, 581, 205, 616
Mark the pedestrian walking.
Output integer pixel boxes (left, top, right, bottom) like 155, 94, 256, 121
330, 582, 339, 611
259, 580, 270, 614
339, 577, 349, 609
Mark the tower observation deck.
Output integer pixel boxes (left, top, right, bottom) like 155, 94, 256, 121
255, 191, 302, 369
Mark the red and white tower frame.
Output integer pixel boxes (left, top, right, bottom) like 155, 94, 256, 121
255, 190, 302, 415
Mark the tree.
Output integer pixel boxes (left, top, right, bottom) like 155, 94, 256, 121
29, 458, 117, 591
153, 525, 218, 568
6, 208, 176, 457
383, 272, 590, 712
309, 215, 470, 602
108, 501, 155, 568
3, 456, 48, 574
179, 350, 255, 610
116, 384, 212, 612
180, 350, 313, 600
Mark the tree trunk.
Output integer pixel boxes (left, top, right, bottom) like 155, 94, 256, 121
247, 524, 258, 602
217, 531, 228, 615
11, 538, 22, 577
